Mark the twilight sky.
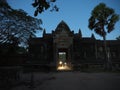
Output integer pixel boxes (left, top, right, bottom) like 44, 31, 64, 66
8, 0, 120, 40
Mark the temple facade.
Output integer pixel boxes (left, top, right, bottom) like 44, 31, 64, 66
28, 21, 120, 70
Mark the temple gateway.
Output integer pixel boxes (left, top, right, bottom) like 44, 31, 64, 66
29, 21, 120, 70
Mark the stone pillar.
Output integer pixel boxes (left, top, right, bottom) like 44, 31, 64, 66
71, 45, 73, 63
95, 43, 98, 59
53, 43, 57, 66
53, 43, 59, 69
56, 48, 58, 65
67, 48, 71, 65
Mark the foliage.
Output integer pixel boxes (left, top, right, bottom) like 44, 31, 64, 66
32, 0, 59, 16
88, 3, 119, 37
88, 3, 119, 70
116, 36, 120, 40
0, 0, 42, 46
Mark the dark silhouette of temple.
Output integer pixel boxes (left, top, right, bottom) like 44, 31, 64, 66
29, 21, 120, 70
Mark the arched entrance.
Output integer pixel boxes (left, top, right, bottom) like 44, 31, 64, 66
52, 21, 74, 70
57, 48, 72, 70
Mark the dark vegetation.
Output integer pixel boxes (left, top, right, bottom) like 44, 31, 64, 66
32, 0, 59, 16
88, 3, 119, 70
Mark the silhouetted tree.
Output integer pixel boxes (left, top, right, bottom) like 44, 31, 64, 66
88, 3, 119, 70
116, 36, 120, 40
32, 0, 59, 16
0, 0, 42, 47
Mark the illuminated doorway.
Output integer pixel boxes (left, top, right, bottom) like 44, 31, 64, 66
57, 51, 72, 70
58, 52, 66, 64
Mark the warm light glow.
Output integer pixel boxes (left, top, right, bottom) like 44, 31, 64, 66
59, 61, 62, 65
57, 65, 71, 70
57, 62, 72, 70
64, 62, 67, 66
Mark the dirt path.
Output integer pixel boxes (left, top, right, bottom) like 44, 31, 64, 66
37, 72, 120, 90
12, 72, 120, 90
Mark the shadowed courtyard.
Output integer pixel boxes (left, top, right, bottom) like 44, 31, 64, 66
9, 72, 120, 90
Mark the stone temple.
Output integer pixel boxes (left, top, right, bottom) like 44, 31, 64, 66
28, 21, 120, 70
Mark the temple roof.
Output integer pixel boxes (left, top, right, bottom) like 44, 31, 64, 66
53, 20, 74, 37
55, 20, 71, 33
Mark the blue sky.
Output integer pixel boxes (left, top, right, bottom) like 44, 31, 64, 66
8, 0, 120, 40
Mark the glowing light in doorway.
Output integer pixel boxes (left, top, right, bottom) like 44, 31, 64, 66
57, 61, 71, 70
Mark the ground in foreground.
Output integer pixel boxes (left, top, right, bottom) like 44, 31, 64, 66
7, 72, 120, 90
